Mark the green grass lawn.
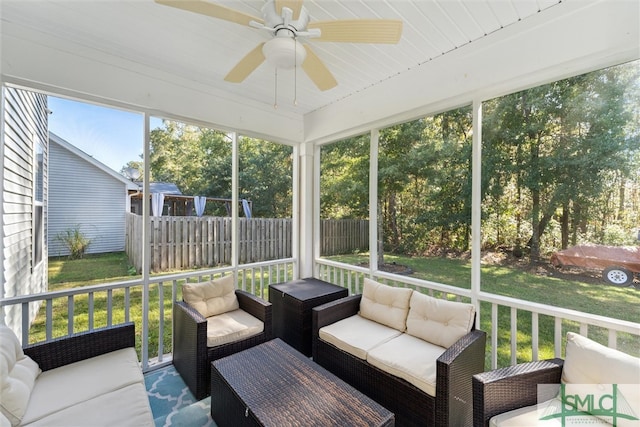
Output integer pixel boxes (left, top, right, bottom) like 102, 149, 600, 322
33, 251, 639, 368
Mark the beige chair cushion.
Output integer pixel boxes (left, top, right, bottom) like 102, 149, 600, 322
359, 278, 413, 331
367, 333, 446, 397
0, 326, 41, 427
183, 275, 239, 318
561, 332, 640, 427
21, 348, 143, 425
319, 314, 402, 360
489, 398, 602, 426
206, 309, 264, 347
406, 292, 475, 348
22, 383, 154, 427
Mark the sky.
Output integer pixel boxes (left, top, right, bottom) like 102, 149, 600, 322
48, 96, 161, 173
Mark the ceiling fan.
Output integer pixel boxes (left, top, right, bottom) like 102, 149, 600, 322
155, 0, 403, 91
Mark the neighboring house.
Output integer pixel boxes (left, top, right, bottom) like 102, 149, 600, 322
1, 87, 49, 337
48, 132, 138, 257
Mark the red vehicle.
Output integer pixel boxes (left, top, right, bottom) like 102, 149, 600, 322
550, 245, 640, 286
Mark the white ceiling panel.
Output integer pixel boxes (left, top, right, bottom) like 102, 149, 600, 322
3, 0, 635, 143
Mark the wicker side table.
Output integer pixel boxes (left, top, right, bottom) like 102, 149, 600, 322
269, 278, 348, 356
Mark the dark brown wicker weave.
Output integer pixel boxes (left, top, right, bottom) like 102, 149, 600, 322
472, 358, 564, 427
173, 290, 273, 400
210, 338, 395, 427
312, 295, 487, 427
269, 278, 348, 356
23, 323, 136, 371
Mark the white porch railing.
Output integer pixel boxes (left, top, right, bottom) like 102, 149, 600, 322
315, 258, 640, 369
0, 258, 295, 372
3, 256, 637, 373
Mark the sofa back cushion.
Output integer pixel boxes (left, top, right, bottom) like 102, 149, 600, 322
359, 278, 413, 332
406, 292, 475, 348
183, 274, 239, 318
0, 326, 41, 427
562, 332, 639, 426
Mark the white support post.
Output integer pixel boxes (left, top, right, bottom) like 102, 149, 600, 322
141, 112, 151, 369
298, 141, 314, 279
369, 129, 379, 274
291, 144, 300, 279
231, 132, 238, 275
471, 100, 483, 314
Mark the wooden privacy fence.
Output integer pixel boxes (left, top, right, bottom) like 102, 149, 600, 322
126, 213, 369, 272
320, 219, 369, 256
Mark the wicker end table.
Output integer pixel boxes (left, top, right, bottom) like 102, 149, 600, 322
269, 278, 348, 356
211, 339, 394, 427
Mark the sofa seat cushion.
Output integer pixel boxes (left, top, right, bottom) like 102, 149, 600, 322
406, 291, 475, 348
489, 398, 602, 426
21, 348, 142, 425
22, 383, 153, 427
183, 275, 239, 318
366, 333, 446, 396
206, 309, 264, 347
359, 278, 413, 332
319, 314, 402, 360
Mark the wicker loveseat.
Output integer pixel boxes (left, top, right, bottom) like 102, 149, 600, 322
0, 323, 153, 427
473, 332, 640, 427
312, 278, 487, 427
173, 275, 273, 400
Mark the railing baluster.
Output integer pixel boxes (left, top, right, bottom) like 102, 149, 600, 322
510, 307, 517, 365
580, 323, 588, 337
46, 298, 53, 340
554, 317, 562, 358
532, 312, 539, 361
491, 303, 498, 369
125, 288, 130, 323
158, 282, 164, 362
67, 296, 74, 335
88, 292, 94, 330
107, 289, 113, 326
608, 329, 617, 350
21, 302, 29, 344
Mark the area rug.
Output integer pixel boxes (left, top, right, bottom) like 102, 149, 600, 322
145, 365, 216, 427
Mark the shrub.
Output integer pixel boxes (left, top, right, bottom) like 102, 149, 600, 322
56, 226, 91, 259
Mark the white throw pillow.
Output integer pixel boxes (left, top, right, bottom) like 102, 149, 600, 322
182, 275, 239, 318
359, 278, 413, 331
561, 332, 640, 427
405, 291, 475, 348
0, 326, 41, 427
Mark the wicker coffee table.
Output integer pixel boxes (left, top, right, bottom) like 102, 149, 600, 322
210, 339, 394, 427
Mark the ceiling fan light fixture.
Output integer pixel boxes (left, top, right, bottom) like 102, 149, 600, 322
262, 37, 306, 70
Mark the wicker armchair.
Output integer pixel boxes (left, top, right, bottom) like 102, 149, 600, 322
313, 294, 487, 427
472, 358, 564, 427
173, 290, 272, 400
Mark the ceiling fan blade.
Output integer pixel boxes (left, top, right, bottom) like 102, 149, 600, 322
275, 0, 303, 20
155, 0, 263, 26
308, 19, 403, 44
224, 43, 266, 83
302, 45, 337, 91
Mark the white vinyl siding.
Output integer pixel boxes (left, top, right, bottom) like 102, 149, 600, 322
48, 139, 129, 256
1, 86, 48, 336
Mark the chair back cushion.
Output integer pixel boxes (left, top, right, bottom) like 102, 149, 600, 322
359, 278, 413, 332
0, 325, 41, 426
183, 275, 239, 318
405, 292, 475, 348
562, 332, 639, 426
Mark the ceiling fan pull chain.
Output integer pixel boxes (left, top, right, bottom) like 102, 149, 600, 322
294, 37, 298, 106
274, 68, 278, 109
